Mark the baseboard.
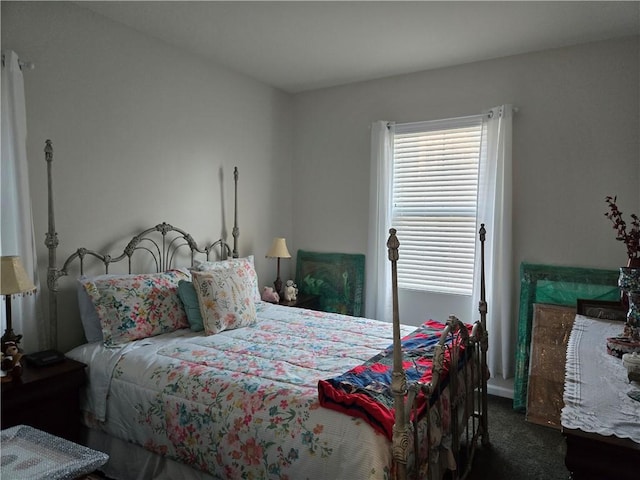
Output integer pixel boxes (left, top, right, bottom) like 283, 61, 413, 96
487, 377, 514, 399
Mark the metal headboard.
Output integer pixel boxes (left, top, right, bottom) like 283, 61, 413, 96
44, 139, 240, 349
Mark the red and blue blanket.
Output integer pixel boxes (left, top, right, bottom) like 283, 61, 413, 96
317, 320, 472, 440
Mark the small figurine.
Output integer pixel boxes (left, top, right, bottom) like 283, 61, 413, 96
284, 280, 298, 302
1, 341, 23, 379
261, 286, 280, 303
623, 351, 640, 383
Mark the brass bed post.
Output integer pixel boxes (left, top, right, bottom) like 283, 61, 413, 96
44, 140, 60, 350
388, 228, 408, 480
478, 224, 489, 445
232, 167, 239, 258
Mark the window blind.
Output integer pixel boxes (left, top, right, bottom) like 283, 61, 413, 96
392, 116, 484, 295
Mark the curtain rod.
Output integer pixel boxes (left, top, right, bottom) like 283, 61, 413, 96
19, 60, 35, 71
394, 105, 519, 129
1, 53, 35, 71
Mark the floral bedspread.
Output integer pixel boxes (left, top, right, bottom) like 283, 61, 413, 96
68, 303, 420, 480
318, 320, 473, 440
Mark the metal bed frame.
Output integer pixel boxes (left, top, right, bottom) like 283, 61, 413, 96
387, 226, 489, 480
43, 139, 239, 350
43, 139, 489, 480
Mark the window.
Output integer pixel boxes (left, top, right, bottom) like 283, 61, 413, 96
369, 105, 512, 377
392, 116, 485, 295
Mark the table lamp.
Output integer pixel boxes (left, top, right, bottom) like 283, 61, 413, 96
1, 256, 36, 347
266, 237, 291, 296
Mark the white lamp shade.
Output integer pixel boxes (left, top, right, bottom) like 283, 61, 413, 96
1, 256, 36, 296
266, 238, 291, 259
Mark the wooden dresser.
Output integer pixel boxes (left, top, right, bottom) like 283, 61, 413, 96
561, 316, 640, 480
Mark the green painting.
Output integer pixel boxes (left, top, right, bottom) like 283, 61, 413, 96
513, 263, 620, 412
295, 250, 365, 317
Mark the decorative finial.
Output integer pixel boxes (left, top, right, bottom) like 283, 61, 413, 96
45, 139, 53, 162
387, 228, 399, 262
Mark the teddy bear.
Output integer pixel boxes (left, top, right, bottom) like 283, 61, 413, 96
283, 280, 298, 302
1, 341, 23, 379
261, 286, 280, 303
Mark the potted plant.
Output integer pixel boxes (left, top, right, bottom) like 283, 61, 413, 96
605, 196, 640, 353
605, 195, 640, 267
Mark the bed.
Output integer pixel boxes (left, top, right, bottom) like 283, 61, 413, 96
43, 140, 489, 480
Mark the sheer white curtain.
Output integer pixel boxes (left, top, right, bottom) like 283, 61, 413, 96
1, 50, 44, 352
366, 121, 394, 321
368, 106, 514, 379
472, 104, 514, 380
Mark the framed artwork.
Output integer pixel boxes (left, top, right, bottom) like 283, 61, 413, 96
526, 303, 576, 429
295, 250, 365, 317
576, 299, 626, 321
514, 263, 620, 412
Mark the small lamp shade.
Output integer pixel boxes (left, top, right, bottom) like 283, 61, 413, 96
1, 256, 35, 348
266, 238, 291, 259
1, 256, 36, 296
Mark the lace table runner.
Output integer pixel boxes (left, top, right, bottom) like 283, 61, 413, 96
561, 315, 640, 443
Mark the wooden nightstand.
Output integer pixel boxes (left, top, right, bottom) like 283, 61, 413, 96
279, 293, 320, 310
1, 356, 86, 442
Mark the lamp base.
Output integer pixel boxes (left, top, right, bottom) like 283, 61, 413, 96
2, 296, 23, 350
274, 277, 283, 297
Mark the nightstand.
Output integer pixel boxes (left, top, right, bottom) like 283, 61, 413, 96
1, 357, 86, 442
279, 293, 320, 310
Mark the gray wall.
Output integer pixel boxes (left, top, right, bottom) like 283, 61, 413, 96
2, 1, 639, 357
292, 36, 640, 330
2, 2, 295, 351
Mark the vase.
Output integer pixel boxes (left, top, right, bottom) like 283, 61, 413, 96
621, 258, 640, 307
624, 291, 640, 339
608, 267, 640, 357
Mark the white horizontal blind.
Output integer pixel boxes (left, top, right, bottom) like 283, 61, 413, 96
392, 116, 484, 295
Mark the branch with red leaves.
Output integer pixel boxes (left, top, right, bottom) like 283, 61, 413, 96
605, 196, 640, 260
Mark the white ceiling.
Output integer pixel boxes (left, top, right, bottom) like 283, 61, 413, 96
79, 1, 640, 93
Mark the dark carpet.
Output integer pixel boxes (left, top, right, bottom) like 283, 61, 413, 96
465, 395, 569, 480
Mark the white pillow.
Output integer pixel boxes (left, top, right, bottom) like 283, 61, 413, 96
192, 267, 257, 335
194, 255, 260, 302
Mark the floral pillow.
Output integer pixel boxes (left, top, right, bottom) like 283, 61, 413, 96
83, 269, 190, 347
195, 255, 260, 302
192, 268, 257, 335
